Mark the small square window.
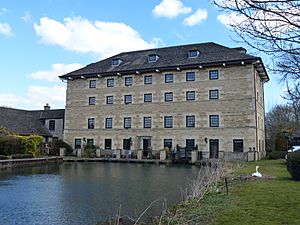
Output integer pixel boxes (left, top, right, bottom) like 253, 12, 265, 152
89, 97, 96, 105
105, 118, 113, 129
124, 117, 131, 129
186, 116, 195, 128
125, 77, 133, 86
112, 58, 122, 66
123, 139, 131, 150
209, 70, 219, 80
124, 95, 132, 104
165, 74, 173, 83
148, 54, 159, 62
186, 72, 195, 81
75, 139, 81, 149
164, 139, 172, 150
144, 75, 152, 84
105, 139, 112, 149
144, 117, 152, 128
89, 80, 97, 88
186, 91, 195, 101
209, 115, 219, 127
209, 90, 219, 99
164, 116, 173, 128
106, 96, 113, 104
107, 78, 114, 87
49, 120, 55, 131
186, 139, 195, 149
88, 118, 95, 129
144, 93, 152, 103
164, 92, 173, 102
87, 138, 94, 146
233, 139, 244, 152
188, 50, 199, 58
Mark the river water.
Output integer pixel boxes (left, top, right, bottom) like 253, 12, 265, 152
0, 162, 199, 225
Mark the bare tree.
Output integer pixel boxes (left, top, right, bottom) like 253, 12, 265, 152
213, 0, 300, 82
265, 104, 297, 151
283, 82, 300, 124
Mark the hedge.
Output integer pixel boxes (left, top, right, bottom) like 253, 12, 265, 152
50, 139, 72, 156
287, 151, 300, 181
20, 135, 43, 157
268, 151, 286, 159
0, 135, 23, 155
0, 135, 43, 157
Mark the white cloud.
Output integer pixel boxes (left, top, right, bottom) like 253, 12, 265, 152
153, 0, 192, 19
26, 85, 66, 108
0, 8, 7, 16
217, 7, 299, 34
34, 17, 162, 58
0, 23, 13, 37
0, 85, 66, 110
21, 11, 33, 23
217, 13, 246, 28
29, 63, 84, 82
0, 93, 23, 107
183, 9, 208, 26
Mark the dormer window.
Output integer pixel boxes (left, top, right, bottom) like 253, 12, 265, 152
148, 54, 159, 62
112, 58, 122, 66
188, 50, 199, 58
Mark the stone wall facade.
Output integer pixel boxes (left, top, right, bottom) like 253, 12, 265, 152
63, 64, 266, 160
44, 118, 64, 140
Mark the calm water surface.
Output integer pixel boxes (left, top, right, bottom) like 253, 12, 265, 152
0, 162, 199, 225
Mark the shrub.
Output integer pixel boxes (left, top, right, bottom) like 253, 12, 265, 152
0, 135, 23, 155
11, 154, 33, 159
20, 135, 43, 157
84, 144, 96, 157
275, 134, 288, 152
287, 151, 300, 181
50, 139, 73, 156
268, 151, 286, 159
0, 155, 8, 160
0, 126, 10, 136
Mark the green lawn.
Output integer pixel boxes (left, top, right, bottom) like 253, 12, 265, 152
161, 160, 300, 225
210, 160, 300, 225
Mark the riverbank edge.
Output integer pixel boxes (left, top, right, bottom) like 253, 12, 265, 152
156, 161, 236, 225
0, 156, 63, 169
158, 159, 295, 225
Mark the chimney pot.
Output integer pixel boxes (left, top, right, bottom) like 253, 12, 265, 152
44, 103, 50, 110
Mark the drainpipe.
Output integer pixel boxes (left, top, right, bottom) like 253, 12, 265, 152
253, 67, 258, 160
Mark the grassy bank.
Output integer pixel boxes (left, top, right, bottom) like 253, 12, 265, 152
161, 160, 300, 225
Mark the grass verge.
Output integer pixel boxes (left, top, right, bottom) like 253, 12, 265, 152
160, 160, 300, 225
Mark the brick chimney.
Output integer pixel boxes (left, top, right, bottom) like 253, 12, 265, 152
44, 103, 50, 110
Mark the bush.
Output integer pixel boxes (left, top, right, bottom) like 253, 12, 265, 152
0, 135, 23, 155
84, 145, 96, 157
268, 151, 286, 159
20, 135, 43, 157
50, 139, 73, 156
0, 155, 8, 160
287, 151, 300, 181
11, 154, 33, 159
275, 134, 288, 152
0, 126, 10, 136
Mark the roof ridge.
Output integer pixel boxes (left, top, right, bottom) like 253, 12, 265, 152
59, 42, 267, 80
116, 42, 217, 56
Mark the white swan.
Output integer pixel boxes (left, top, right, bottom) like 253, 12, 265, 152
252, 165, 262, 177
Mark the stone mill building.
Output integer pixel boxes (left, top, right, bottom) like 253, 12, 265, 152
59, 42, 269, 160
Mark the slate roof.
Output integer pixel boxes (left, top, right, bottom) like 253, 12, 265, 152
38, 109, 65, 120
59, 42, 269, 81
0, 107, 65, 137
